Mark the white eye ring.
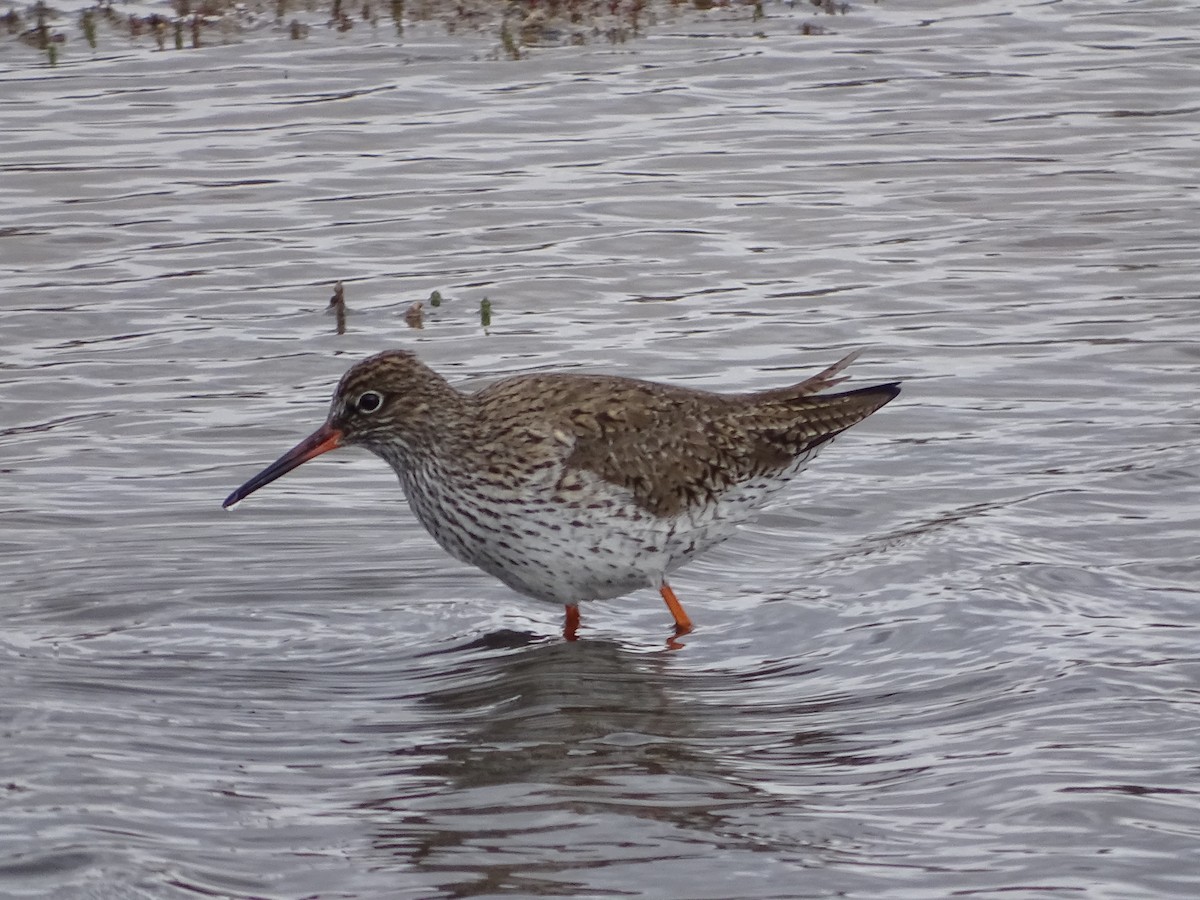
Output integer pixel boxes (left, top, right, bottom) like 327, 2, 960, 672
356, 390, 384, 414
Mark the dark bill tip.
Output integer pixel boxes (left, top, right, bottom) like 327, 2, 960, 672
222, 423, 344, 509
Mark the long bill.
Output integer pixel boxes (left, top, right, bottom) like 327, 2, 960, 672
222, 422, 344, 509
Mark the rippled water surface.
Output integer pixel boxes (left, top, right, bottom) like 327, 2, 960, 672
3, 1, 1199, 897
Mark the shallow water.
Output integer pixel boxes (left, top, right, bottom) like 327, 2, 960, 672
3, 1, 1199, 898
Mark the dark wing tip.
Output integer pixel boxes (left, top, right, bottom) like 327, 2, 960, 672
877, 381, 901, 401
837, 380, 901, 404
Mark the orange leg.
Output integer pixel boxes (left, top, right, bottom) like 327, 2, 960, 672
659, 583, 693, 635
563, 604, 581, 641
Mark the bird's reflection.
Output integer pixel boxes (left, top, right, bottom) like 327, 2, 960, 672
407, 634, 696, 787
347, 629, 882, 897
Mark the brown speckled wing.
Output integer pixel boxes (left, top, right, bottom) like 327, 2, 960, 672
479, 361, 899, 518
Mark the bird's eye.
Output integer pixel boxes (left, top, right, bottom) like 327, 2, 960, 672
356, 390, 384, 414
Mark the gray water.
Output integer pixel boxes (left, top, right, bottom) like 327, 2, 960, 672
2, 1, 1199, 898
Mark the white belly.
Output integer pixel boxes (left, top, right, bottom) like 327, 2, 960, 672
396, 446, 822, 605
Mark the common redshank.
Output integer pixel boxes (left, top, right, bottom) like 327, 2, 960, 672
223, 350, 899, 639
